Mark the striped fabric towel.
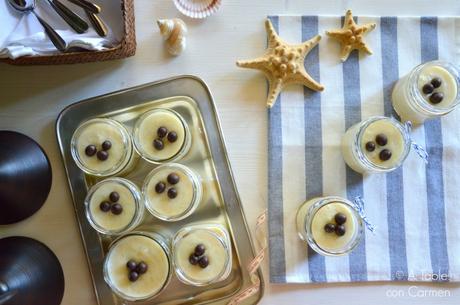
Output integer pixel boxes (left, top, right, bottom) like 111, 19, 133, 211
268, 15, 460, 283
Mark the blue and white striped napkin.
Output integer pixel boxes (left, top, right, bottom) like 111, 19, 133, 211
268, 15, 460, 283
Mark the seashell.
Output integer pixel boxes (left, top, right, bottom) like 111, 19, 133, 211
157, 18, 188, 56
173, 0, 222, 19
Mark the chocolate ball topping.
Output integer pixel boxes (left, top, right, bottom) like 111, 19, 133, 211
335, 225, 346, 236
324, 223, 336, 233
431, 77, 442, 88
194, 244, 206, 256
167, 131, 178, 143
96, 150, 109, 161
167, 188, 178, 199
198, 256, 209, 268
109, 191, 120, 203
334, 213, 347, 225
153, 139, 164, 150
422, 83, 434, 95
111, 203, 123, 215
126, 260, 137, 271
99, 201, 111, 212
85, 145, 97, 157
375, 134, 388, 146
167, 173, 180, 185
429, 92, 444, 104
102, 140, 112, 151
157, 127, 168, 138
189, 254, 199, 265
128, 271, 139, 282
379, 149, 392, 161
136, 262, 148, 274
365, 141, 376, 152
155, 182, 166, 194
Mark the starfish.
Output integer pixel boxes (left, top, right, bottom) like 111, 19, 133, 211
236, 19, 324, 108
326, 9, 376, 62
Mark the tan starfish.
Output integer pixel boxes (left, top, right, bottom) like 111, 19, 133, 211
326, 9, 376, 62
236, 19, 324, 108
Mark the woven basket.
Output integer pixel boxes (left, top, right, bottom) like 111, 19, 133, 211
1, 0, 136, 65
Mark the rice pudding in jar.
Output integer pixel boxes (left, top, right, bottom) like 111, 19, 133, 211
392, 60, 460, 124
296, 196, 363, 256
172, 225, 232, 286
103, 232, 171, 301
133, 108, 191, 163
71, 118, 135, 177
85, 178, 144, 235
341, 116, 411, 174
142, 163, 202, 221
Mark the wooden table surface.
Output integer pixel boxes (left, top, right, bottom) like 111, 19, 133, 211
1, 1, 459, 304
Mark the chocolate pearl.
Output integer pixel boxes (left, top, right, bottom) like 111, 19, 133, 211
128, 271, 139, 282
167, 188, 177, 199
157, 127, 168, 138
431, 77, 442, 88
429, 92, 444, 104
109, 191, 120, 203
379, 149, 392, 161
97, 150, 109, 161
335, 213, 347, 225
324, 223, 336, 233
155, 182, 166, 194
136, 261, 148, 274
102, 140, 112, 151
153, 139, 164, 150
194, 244, 206, 256
99, 201, 111, 212
189, 254, 199, 265
365, 141, 376, 152
375, 134, 388, 146
422, 83, 434, 95
111, 203, 123, 215
167, 131, 178, 143
85, 145, 97, 157
126, 260, 137, 271
198, 256, 209, 268
335, 225, 346, 236
167, 173, 180, 185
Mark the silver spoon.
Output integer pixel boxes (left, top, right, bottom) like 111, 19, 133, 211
45, 0, 89, 34
8, 0, 67, 52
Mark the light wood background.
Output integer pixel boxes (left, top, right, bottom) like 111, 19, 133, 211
1, 1, 459, 304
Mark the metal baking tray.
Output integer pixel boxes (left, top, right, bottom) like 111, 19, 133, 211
56, 76, 264, 305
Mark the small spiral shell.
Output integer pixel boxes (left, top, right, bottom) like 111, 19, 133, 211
157, 18, 187, 56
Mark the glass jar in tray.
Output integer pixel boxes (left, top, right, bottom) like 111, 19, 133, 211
56, 76, 263, 305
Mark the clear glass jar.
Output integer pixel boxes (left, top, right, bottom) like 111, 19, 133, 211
103, 231, 172, 302
85, 177, 144, 236
341, 116, 411, 174
172, 224, 232, 286
142, 163, 202, 222
296, 196, 364, 256
392, 60, 460, 125
133, 108, 191, 164
71, 118, 136, 177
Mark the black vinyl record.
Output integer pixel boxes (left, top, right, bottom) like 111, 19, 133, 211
0, 236, 65, 305
0, 131, 52, 225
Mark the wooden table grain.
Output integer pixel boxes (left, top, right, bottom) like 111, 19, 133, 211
1, 1, 459, 304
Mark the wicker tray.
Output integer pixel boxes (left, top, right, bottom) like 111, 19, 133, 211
1, 0, 135, 65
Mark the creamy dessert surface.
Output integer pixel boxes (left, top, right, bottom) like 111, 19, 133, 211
175, 228, 229, 284
75, 120, 128, 172
106, 235, 169, 299
136, 110, 186, 161
417, 65, 458, 108
88, 181, 136, 232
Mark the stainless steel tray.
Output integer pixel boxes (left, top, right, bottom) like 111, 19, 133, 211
56, 76, 264, 305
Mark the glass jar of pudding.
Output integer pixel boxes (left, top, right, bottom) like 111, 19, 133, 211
103, 231, 172, 302
142, 163, 202, 222
71, 118, 136, 177
133, 108, 191, 164
85, 178, 144, 235
296, 196, 364, 256
392, 60, 460, 124
341, 116, 411, 174
172, 224, 232, 286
